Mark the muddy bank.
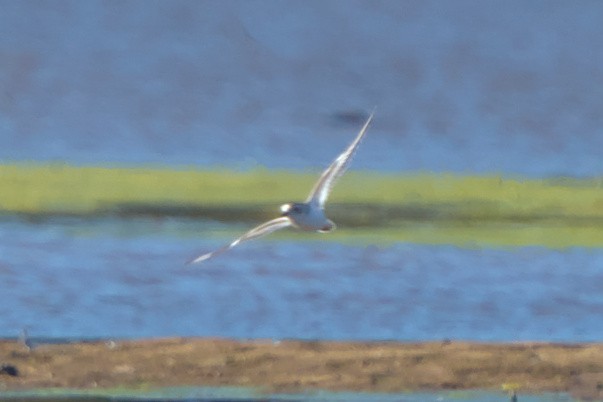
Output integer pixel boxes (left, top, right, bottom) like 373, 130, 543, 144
1, 338, 602, 400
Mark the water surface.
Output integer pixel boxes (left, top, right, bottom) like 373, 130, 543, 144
1, 217, 601, 342
1, 2, 603, 177
0, 387, 578, 402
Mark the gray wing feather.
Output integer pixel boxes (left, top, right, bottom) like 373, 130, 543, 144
305, 111, 374, 207
187, 217, 292, 264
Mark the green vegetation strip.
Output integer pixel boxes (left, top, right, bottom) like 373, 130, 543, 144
2, 162, 603, 215
1, 163, 603, 248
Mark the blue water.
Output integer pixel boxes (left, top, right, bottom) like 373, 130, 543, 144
1, 216, 602, 342
1, 1, 603, 177
0, 387, 577, 402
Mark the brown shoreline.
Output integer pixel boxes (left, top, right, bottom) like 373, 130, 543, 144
1, 338, 602, 400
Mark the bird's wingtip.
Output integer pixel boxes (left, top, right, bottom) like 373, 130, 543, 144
186, 254, 210, 265
369, 105, 377, 116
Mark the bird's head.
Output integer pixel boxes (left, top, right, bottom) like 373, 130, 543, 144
280, 202, 308, 217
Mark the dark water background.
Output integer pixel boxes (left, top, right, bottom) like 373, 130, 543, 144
1, 2, 603, 342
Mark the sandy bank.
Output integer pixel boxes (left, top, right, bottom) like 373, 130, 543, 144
1, 338, 602, 400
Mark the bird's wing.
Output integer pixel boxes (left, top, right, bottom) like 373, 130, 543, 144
305, 111, 374, 207
187, 217, 292, 264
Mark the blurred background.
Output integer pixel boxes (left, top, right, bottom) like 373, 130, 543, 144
2, 0, 603, 175
1, 1, 603, 342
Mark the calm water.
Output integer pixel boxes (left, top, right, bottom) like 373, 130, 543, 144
1, 1, 603, 177
0, 387, 577, 402
1, 216, 602, 342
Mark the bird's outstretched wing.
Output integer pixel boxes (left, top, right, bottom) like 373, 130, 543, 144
187, 217, 292, 264
305, 111, 374, 207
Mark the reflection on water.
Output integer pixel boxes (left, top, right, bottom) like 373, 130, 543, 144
0, 217, 602, 342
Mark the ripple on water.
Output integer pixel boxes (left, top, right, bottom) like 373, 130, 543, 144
0, 219, 602, 341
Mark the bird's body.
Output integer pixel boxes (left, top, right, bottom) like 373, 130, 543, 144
280, 202, 334, 232
188, 111, 374, 264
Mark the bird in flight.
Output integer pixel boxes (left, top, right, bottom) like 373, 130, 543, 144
188, 110, 374, 264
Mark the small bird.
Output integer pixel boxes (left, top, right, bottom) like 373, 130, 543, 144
188, 110, 374, 264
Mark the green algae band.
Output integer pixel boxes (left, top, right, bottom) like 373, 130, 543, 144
1, 163, 603, 248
